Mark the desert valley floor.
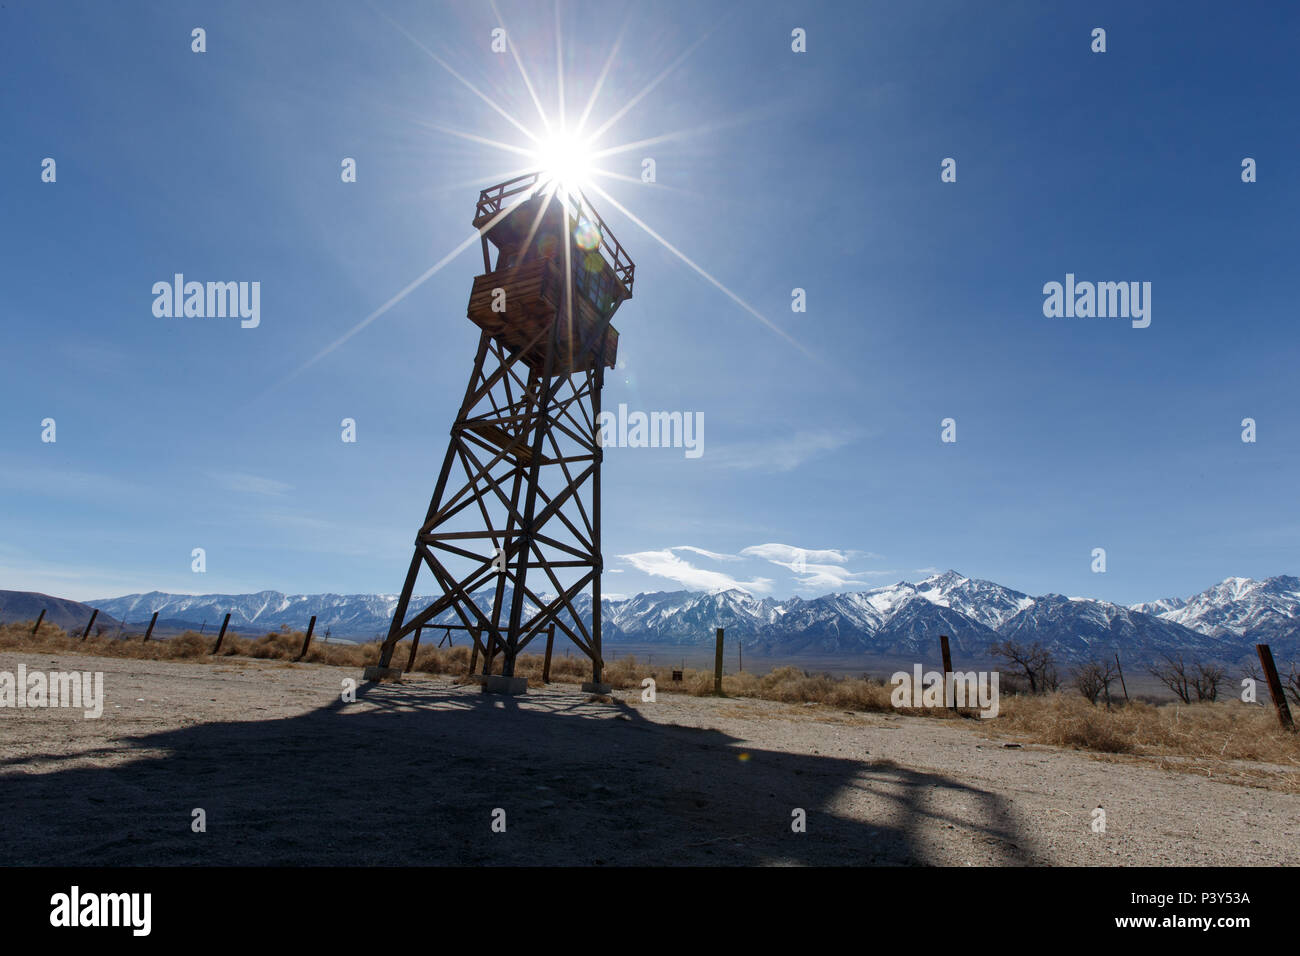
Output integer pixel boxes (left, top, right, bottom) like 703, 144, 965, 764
1, 650, 1297, 866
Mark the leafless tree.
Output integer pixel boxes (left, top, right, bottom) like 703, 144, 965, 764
990, 640, 1058, 695
1191, 662, 1226, 702
1286, 662, 1300, 707
1149, 653, 1192, 703
1042, 660, 1061, 692
1074, 658, 1118, 707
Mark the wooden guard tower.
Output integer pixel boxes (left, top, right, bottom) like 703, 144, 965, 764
368, 172, 635, 692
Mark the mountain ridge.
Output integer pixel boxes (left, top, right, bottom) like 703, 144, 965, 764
25, 570, 1290, 664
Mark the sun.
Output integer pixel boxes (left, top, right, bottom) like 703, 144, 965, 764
530, 129, 595, 195
266, 8, 816, 391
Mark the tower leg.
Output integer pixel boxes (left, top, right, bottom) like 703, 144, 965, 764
583, 360, 610, 694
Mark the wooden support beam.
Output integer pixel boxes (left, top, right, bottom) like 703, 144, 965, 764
468, 627, 481, 675
542, 624, 556, 683
143, 610, 159, 642
405, 625, 423, 674
1257, 644, 1295, 731
81, 609, 98, 640
32, 609, 45, 636
1114, 652, 1129, 702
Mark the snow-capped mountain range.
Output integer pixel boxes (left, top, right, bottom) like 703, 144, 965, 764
84, 571, 1300, 664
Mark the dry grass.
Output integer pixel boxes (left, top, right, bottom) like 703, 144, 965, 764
998, 692, 1300, 765
4, 620, 1298, 788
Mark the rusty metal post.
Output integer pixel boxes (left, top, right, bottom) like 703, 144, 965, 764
940, 634, 956, 710
1257, 644, 1295, 731
714, 627, 725, 695
212, 613, 232, 654
296, 615, 317, 661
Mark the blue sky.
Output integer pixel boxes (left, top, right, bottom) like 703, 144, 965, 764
2, 0, 1297, 606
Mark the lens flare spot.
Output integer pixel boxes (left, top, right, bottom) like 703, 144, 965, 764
575, 222, 602, 252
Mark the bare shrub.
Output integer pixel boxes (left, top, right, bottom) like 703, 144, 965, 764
1073, 659, 1118, 707
1192, 662, 1226, 702
1149, 653, 1192, 703
990, 640, 1058, 694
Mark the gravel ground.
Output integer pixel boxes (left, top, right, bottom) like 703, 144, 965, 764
2, 649, 1297, 866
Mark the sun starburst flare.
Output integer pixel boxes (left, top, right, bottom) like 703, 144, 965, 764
260, 3, 812, 400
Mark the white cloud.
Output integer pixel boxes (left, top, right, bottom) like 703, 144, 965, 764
707, 431, 854, 472
741, 542, 890, 591
673, 545, 740, 562
620, 548, 773, 594
742, 543, 877, 565
216, 472, 294, 497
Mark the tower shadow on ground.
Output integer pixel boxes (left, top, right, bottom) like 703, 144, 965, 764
0, 679, 1037, 866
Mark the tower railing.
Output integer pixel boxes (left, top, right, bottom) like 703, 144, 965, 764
475, 172, 635, 294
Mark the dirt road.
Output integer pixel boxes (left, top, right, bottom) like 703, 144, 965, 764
2, 650, 1296, 865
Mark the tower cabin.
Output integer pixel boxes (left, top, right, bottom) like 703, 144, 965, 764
467, 173, 634, 377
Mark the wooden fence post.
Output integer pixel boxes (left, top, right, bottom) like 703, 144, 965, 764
143, 611, 159, 642
542, 624, 556, 683
405, 625, 422, 673
296, 615, 317, 662
81, 609, 99, 640
1256, 644, 1295, 731
211, 613, 232, 654
32, 609, 46, 636
714, 627, 725, 695
939, 634, 957, 711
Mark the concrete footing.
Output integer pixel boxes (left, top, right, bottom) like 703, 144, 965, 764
362, 665, 404, 682
481, 675, 528, 695
581, 681, 612, 694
